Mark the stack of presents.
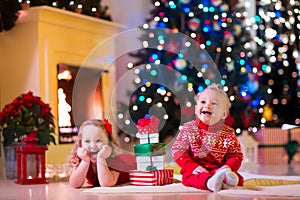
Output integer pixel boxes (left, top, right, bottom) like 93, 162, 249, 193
129, 114, 174, 186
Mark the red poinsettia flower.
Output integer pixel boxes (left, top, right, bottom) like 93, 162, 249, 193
0, 91, 56, 146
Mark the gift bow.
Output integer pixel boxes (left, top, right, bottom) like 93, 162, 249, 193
137, 118, 151, 127
137, 115, 160, 128
104, 118, 112, 135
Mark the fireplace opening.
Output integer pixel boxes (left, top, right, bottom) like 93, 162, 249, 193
57, 63, 104, 144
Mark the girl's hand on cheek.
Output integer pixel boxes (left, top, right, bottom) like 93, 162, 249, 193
77, 147, 90, 163
97, 145, 112, 160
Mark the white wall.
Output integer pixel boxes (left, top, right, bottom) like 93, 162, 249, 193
101, 1, 153, 105
102, 0, 152, 29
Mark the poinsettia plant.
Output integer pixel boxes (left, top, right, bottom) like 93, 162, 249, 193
0, 91, 56, 146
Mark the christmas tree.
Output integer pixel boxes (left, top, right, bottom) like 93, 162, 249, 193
117, 0, 299, 140
255, 0, 299, 127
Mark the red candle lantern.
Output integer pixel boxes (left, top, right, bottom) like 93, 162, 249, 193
15, 143, 48, 184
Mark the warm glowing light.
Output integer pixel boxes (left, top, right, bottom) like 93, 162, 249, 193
145, 82, 151, 87
127, 62, 134, 69
132, 105, 138, 111
58, 70, 72, 81
58, 88, 71, 127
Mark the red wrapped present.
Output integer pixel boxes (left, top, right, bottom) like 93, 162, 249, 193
137, 115, 160, 135
129, 169, 173, 186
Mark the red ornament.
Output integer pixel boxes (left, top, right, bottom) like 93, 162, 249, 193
188, 17, 201, 31
158, 12, 164, 17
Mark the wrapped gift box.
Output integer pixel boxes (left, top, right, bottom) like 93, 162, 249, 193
129, 169, 174, 186
137, 115, 160, 134
136, 155, 165, 171
134, 143, 166, 156
136, 133, 159, 144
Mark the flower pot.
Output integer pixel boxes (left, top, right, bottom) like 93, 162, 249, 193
4, 143, 20, 179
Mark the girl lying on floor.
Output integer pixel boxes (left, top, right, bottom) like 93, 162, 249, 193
68, 119, 136, 188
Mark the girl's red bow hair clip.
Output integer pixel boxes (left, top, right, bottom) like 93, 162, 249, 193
104, 118, 112, 135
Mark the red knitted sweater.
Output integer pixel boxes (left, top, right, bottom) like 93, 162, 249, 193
172, 117, 243, 174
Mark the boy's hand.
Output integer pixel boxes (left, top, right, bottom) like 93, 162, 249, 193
192, 166, 208, 174
77, 147, 90, 163
97, 145, 112, 160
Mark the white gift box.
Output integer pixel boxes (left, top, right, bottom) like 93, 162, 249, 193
136, 155, 165, 171
136, 133, 159, 144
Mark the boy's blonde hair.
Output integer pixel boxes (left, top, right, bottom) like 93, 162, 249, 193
195, 83, 231, 110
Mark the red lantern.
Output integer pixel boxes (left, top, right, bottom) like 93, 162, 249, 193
15, 143, 48, 184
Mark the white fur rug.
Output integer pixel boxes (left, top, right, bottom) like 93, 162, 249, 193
82, 173, 300, 197
219, 184, 300, 197
82, 182, 208, 194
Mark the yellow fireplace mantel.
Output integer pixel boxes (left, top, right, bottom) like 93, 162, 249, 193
0, 6, 126, 164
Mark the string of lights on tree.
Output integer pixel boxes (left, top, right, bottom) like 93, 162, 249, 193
117, 0, 299, 139
255, 0, 299, 126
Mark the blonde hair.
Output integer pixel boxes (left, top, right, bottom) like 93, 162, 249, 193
196, 83, 231, 110
68, 119, 119, 167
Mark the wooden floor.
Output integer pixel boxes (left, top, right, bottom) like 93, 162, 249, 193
0, 163, 299, 200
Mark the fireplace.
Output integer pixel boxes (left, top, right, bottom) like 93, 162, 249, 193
57, 63, 105, 144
